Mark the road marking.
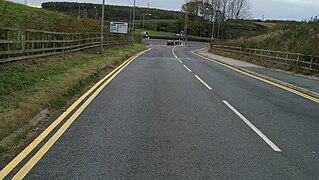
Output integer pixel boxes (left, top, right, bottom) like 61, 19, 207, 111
0, 49, 149, 179
192, 50, 319, 104
222, 100, 282, 152
194, 75, 212, 90
172, 46, 183, 64
12, 58, 138, 179
183, 65, 192, 72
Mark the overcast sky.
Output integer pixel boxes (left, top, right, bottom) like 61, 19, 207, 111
10, 0, 319, 20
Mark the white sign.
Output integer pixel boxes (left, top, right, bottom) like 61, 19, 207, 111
110, 22, 128, 34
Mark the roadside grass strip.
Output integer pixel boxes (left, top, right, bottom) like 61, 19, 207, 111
0, 49, 149, 179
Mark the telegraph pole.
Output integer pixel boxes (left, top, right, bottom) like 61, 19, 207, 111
100, 0, 105, 55
132, 0, 136, 45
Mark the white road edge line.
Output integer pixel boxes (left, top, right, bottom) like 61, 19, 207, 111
183, 65, 192, 72
194, 75, 212, 90
222, 100, 282, 152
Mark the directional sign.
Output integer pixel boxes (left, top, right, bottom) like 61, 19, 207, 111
110, 21, 128, 34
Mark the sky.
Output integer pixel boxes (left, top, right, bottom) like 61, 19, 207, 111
10, 0, 319, 20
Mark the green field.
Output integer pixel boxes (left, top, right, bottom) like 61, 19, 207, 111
0, 0, 99, 32
135, 19, 178, 24
135, 29, 177, 39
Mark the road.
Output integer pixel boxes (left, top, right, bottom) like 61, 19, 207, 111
1, 40, 319, 179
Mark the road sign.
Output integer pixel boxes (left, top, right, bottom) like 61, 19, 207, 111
110, 21, 128, 34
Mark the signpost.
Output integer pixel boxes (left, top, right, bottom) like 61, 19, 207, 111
110, 22, 128, 34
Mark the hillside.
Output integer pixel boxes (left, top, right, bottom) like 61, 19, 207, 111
42, 2, 181, 22
0, 0, 99, 32
214, 21, 319, 56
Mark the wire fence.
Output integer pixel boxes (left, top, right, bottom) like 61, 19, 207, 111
211, 45, 319, 72
0, 27, 129, 63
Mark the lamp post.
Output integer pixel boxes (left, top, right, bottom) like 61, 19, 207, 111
100, 0, 105, 55
94, 7, 97, 20
78, 5, 84, 19
183, 10, 188, 46
142, 13, 151, 34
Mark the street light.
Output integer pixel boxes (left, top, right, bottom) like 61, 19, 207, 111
142, 13, 151, 34
183, 10, 188, 46
100, 0, 105, 55
94, 7, 97, 20
78, 4, 84, 19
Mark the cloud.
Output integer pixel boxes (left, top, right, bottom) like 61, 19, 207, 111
9, 0, 319, 20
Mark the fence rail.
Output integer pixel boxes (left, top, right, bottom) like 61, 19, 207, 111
0, 28, 129, 63
211, 45, 319, 73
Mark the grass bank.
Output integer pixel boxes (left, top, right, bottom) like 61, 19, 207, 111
209, 49, 319, 77
0, 44, 147, 156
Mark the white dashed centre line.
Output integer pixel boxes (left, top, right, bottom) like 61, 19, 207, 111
183, 65, 192, 72
222, 100, 282, 152
194, 75, 212, 90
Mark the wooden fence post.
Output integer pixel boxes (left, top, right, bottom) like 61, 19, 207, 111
42, 32, 45, 54
21, 30, 26, 55
296, 55, 300, 67
7, 30, 10, 58
310, 56, 314, 70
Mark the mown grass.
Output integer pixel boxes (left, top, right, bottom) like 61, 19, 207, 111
135, 19, 178, 24
0, 44, 147, 150
135, 29, 177, 39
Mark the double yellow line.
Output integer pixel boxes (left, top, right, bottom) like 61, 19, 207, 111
0, 49, 149, 179
192, 49, 319, 104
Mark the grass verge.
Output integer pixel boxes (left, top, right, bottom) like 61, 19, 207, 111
209, 49, 319, 77
0, 44, 147, 157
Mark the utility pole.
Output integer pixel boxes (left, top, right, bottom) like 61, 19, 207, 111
100, 0, 105, 55
211, 19, 215, 39
78, 5, 81, 19
132, 0, 136, 45
142, 14, 145, 33
183, 11, 188, 46
129, 7, 132, 44
216, 11, 222, 39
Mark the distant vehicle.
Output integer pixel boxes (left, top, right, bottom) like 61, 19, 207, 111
175, 40, 181, 45
142, 31, 149, 38
167, 40, 174, 46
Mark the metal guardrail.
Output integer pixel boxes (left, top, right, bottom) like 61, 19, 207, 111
211, 45, 319, 72
0, 28, 129, 63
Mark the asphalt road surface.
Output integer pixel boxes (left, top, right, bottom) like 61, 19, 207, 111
1, 40, 319, 179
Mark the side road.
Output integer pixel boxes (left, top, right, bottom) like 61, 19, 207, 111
196, 48, 319, 98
